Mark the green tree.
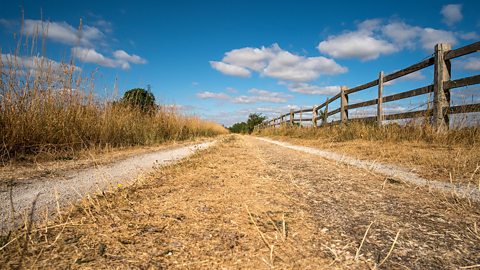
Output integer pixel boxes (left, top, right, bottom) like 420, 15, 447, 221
246, 113, 266, 133
121, 88, 156, 111
229, 122, 249, 134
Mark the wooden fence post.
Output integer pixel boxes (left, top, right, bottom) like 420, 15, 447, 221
340, 86, 349, 124
288, 109, 293, 126
312, 105, 317, 128
433, 43, 451, 131
323, 97, 329, 126
377, 71, 384, 127
299, 108, 303, 127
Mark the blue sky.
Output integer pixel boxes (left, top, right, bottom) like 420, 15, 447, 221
1, 0, 479, 126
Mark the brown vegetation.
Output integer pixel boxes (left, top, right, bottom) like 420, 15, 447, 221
0, 29, 227, 163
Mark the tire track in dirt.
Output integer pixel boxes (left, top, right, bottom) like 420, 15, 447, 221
250, 136, 480, 269
256, 137, 480, 202
0, 141, 215, 231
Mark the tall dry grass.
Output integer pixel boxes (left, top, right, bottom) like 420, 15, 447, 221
255, 121, 480, 146
0, 22, 227, 162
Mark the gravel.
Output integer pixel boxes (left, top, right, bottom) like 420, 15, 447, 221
256, 137, 480, 202
0, 141, 215, 231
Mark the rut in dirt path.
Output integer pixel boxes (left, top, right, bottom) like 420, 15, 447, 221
256, 137, 480, 202
1, 135, 479, 270
0, 141, 215, 231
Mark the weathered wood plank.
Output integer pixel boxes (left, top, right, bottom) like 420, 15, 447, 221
444, 75, 480, 89
330, 92, 341, 102
340, 86, 349, 123
315, 100, 328, 111
450, 103, 480, 114
350, 116, 377, 123
327, 108, 341, 116
345, 79, 378, 95
377, 71, 384, 126
444, 41, 480, 60
383, 85, 434, 103
383, 57, 435, 82
346, 99, 377, 110
292, 118, 313, 122
433, 43, 451, 131
384, 109, 432, 120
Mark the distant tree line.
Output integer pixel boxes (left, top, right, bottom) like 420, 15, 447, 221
229, 113, 266, 134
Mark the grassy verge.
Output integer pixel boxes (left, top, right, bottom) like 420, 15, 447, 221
255, 122, 480, 185
0, 27, 227, 163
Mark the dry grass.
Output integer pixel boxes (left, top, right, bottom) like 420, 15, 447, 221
1, 135, 478, 269
0, 21, 227, 163
256, 123, 480, 185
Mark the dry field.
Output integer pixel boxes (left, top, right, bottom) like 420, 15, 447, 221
1, 135, 479, 269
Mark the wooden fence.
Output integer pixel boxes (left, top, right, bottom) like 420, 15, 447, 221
255, 42, 480, 131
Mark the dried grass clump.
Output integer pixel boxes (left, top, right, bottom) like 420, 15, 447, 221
256, 121, 480, 146
0, 21, 227, 162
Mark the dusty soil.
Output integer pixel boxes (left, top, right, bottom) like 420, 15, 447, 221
257, 137, 480, 201
0, 138, 210, 186
0, 141, 215, 232
259, 135, 480, 186
1, 135, 479, 269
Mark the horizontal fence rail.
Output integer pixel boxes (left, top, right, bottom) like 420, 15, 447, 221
255, 41, 480, 131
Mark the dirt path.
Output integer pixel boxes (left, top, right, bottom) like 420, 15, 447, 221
1, 135, 479, 269
0, 141, 215, 231
256, 137, 480, 202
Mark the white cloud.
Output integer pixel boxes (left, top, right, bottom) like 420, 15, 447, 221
420, 28, 457, 50
1, 53, 81, 79
72, 47, 147, 70
286, 82, 340, 95
211, 44, 347, 82
232, 88, 292, 104
24, 19, 104, 47
196, 88, 292, 104
113, 50, 147, 64
319, 19, 461, 60
457, 56, 480, 71
196, 91, 230, 99
318, 31, 397, 60
382, 22, 422, 49
209, 61, 251, 77
318, 19, 398, 61
441, 4, 463, 26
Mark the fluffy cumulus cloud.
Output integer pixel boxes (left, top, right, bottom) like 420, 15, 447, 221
72, 47, 147, 70
209, 61, 251, 77
0, 18, 148, 70
441, 4, 463, 26
420, 28, 457, 50
196, 88, 292, 104
318, 19, 398, 61
284, 82, 340, 95
1, 53, 80, 72
196, 91, 230, 100
210, 44, 347, 82
24, 19, 104, 47
113, 50, 147, 64
319, 18, 461, 60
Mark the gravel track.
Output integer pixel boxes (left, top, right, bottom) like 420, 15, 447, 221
256, 137, 480, 202
0, 141, 215, 231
